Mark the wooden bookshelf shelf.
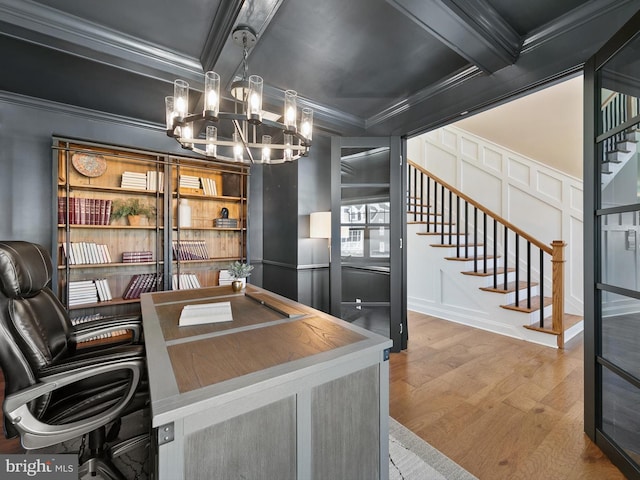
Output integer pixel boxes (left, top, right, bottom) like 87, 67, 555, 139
54, 138, 249, 317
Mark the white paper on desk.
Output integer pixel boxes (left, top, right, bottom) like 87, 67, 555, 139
178, 301, 233, 326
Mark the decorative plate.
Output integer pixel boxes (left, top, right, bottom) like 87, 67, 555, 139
71, 153, 107, 177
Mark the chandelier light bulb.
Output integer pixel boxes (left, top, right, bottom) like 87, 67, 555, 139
284, 90, 297, 132
182, 122, 194, 149
284, 133, 293, 162
233, 132, 243, 162
206, 125, 217, 157
301, 107, 313, 142
261, 135, 271, 163
165, 96, 175, 131
247, 75, 263, 123
204, 71, 220, 118
173, 79, 189, 119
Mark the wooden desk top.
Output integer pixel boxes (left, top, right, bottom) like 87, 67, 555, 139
141, 284, 392, 424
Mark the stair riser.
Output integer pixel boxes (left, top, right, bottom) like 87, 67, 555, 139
450, 258, 502, 270
503, 287, 540, 304
477, 271, 517, 285
431, 245, 486, 255
607, 150, 633, 162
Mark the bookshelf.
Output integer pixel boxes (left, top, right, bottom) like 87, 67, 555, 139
53, 139, 249, 318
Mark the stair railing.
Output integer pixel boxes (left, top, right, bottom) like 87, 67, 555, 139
408, 160, 566, 345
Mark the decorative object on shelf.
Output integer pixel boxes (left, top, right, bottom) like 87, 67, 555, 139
110, 198, 156, 226
221, 207, 229, 219
179, 199, 192, 227
226, 261, 254, 292
165, 25, 313, 164
71, 153, 107, 177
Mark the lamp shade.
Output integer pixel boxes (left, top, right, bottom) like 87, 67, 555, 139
310, 212, 331, 239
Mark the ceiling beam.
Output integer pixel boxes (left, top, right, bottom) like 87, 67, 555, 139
386, 0, 521, 74
200, 0, 244, 72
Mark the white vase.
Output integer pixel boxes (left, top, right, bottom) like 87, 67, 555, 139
179, 199, 191, 227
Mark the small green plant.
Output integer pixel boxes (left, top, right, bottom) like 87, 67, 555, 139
227, 261, 254, 280
110, 198, 156, 220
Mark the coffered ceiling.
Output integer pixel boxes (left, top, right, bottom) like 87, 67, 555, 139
0, 0, 639, 138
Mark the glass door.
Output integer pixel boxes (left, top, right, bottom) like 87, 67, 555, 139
331, 137, 407, 351
584, 10, 640, 478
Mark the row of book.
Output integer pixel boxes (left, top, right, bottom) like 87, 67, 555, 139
172, 240, 209, 260
120, 171, 165, 191
201, 177, 218, 196
68, 278, 112, 306
122, 273, 162, 300
58, 198, 112, 225
172, 273, 201, 290
122, 251, 153, 263
61, 242, 112, 265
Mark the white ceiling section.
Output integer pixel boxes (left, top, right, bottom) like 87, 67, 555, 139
455, 76, 584, 179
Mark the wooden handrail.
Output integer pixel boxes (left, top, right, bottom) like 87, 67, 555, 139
408, 160, 552, 254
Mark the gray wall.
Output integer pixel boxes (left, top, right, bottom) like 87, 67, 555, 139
261, 134, 332, 311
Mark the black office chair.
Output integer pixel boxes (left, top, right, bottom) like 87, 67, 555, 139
0, 240, 148, 479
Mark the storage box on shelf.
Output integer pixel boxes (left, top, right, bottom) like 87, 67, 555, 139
53, 139, 249, 315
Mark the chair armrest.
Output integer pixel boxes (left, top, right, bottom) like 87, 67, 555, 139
39, 345, 145, 376
72, 315, 143, 343
3, 358, 144, 450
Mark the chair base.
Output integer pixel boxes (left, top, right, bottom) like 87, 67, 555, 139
78, 427, 149, 479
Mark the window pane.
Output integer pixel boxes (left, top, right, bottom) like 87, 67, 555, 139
602, 291, 640, 378
367, 203, 390, 224
369, 227, 390, 258
341, 227, 364, 257
599, 32, 640, 136
601, 368, 640, 463
341, 147, 390, 184
600, 120, 640, 205
600, 212, 640, 290
342, 204, 366, 224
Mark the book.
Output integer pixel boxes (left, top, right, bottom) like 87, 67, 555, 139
178, 301, 233, 326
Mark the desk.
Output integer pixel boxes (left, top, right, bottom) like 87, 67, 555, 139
141, 285, 393, 480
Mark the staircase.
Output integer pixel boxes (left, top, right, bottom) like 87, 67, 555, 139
407, 160, 583, 349
601, 129, 639, 189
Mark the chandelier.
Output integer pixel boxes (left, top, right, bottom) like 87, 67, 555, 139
165, 25, 313, 164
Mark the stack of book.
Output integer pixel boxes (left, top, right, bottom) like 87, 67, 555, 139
61, 242, 112, 265
122, 251, 153, 263
58, 198, 112, 225
121, 171, 147, 190
201, 177, 218, 196
94, 278, 113, 302
146, 170, 165, 192
172, 240, 209, 260
122, 273, 162, 299
68, 280, 99, 306
215, 218, 238, 228
172, 273, 201, 290
179, 175, 201, 191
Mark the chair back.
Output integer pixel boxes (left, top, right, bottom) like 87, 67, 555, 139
0, 241, 74, 434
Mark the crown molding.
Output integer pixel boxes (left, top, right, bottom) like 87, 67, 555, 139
0, 0, 203, 83
521, 0, 637, 54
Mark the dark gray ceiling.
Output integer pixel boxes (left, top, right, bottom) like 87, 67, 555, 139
1, 0, 639, 138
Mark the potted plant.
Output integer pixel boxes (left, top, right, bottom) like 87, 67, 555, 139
226, 261, 254, 292
110, 198, 156, 226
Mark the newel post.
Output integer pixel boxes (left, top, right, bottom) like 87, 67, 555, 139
551, 240, 566, 348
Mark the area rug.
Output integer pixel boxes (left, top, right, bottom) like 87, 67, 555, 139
35, 415, 477, 479
389, 417, 478, 480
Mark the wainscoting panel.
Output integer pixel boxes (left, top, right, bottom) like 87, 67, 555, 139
414, 126, 583, 315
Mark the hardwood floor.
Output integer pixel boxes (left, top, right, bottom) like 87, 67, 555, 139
390, 311, 626, 480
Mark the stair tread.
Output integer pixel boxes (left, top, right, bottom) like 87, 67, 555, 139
430, 243, 484, 248
501, 295, 552, 313
480, 281, 538, 294
445, 255, 499, 261
525, 313, 583, 333
418, 232, 467, 236
461, 267, 515, 276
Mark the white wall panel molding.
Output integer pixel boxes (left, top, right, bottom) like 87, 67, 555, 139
410, 125, 583, 315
